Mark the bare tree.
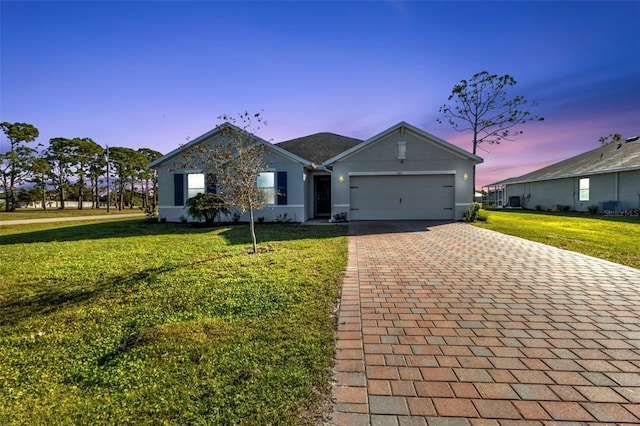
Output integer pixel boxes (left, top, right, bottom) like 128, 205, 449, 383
438, 71, 543, 191
179, 112, 270, 254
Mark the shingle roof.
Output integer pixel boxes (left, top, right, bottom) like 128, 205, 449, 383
275, 132, 363, 165
501, 137, 640, 185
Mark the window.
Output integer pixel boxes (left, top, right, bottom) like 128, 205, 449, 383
579, 178, 590, 201
187, 173, 205, 199
257, 171, 275, 204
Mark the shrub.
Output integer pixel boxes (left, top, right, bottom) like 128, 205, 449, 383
186, 193, 230, 225
476, 208, 489, 222
588, 205, 599, 215
143, 205, 158, 222
462, 202, 482, 222
275, 213, 293, 223
330, 212, 348, 223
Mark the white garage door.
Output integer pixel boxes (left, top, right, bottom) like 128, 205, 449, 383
350, 175, 454, 220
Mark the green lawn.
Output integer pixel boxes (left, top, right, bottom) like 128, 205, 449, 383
474, 209, 640, 269
0, 219, 348, 425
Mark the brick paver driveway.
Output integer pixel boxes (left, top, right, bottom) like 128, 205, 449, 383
330, 221, 640, 425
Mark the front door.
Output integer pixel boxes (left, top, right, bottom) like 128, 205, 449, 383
314, 176, 331, 217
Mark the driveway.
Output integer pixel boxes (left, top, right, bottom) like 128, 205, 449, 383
330, 221, 640, 425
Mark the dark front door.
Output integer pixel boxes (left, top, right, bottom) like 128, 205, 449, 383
314, 176, 331, 217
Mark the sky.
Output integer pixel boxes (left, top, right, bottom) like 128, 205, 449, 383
2, 0, 639, 188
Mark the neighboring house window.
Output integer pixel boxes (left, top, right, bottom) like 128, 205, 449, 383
257, 171, 275, 204
187, 173, 206, 200
579, 178, 590, 201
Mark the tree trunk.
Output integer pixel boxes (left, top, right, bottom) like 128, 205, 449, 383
58, 184, 65, 210
4, 190, 13, 212
143, 179, 149, 209
130, 180, 135, 209
249, 207, 257, 254
78, 182, 84, 210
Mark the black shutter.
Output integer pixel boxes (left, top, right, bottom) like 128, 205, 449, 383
174, 173, 184, 206
277, 171, 287, 205
206, 173, 217, 194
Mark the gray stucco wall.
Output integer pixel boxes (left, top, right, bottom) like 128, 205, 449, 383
330, 128, 476, 220
154, 135, 307, 222
505, 170, 640, 212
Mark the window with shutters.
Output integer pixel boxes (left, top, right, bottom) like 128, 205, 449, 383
257, 172, 275, 204
187, 173, 206, 200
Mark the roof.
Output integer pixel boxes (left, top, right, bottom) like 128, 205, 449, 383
149, 121, 482, 170
324, 121, 484, 165
500, 136, 640, 185
148, 122, 310, 169
275, 132, 362, 165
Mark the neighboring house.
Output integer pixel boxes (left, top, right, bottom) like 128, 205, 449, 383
148, 121, 483, 222
485, 136, 640, 213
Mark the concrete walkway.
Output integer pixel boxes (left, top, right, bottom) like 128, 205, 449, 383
0, 213, 144, 226
330, 221, 640, 425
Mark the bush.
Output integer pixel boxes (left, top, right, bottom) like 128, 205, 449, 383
186, 193, 229, 225
232, 211, 241, 223
462, 202, 482, 222
275, 213, 293, 223
142, 205, 158, 222
476, 209, 489, 222
588, 205, 599, 215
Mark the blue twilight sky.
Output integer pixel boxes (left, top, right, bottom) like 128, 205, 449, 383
1, 0, 639, 187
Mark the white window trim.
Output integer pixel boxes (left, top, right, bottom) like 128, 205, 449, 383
579, 177, 590, 201
257, 171, 276, 205
187, 173, 206, 200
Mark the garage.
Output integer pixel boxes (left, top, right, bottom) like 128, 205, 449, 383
349, 174, 455, 220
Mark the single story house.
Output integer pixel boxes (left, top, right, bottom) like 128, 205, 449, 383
148, 121, 483, 222
485, 136, 640, 213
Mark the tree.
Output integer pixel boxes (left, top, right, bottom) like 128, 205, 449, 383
598, 133, 622, 146
0, 122, 39, 211
179, 111, 270, 254
109, 147, 147, 210
438, 71, 543, 190
137, 148, 162, 210
89, 148, 107, 209
29, 155, 51, 210
46, 137, 75, 209
68, 138, 103, 209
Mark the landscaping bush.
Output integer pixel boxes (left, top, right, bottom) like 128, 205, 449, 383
476, 208, 489, 222
186, 192, 229, 225
588, 205, 599, 214
462, 202, 482, 222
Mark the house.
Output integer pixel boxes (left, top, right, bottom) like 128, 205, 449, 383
148, 121, 483, 222
486, 136, 640, 213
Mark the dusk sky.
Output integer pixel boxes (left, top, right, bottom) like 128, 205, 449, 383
2, 1, 639, 188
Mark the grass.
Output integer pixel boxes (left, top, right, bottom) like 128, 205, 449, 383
0, 219, 348, 425
474, 209, 640, 269
0, 208, 143, 220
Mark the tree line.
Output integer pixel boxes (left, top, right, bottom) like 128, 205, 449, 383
0, 122, 162, 212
